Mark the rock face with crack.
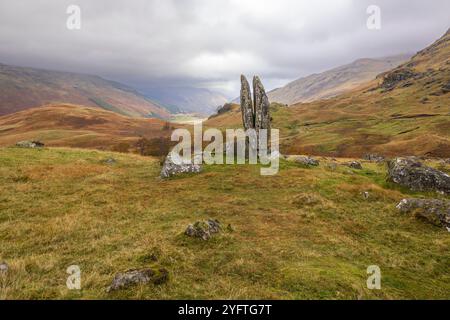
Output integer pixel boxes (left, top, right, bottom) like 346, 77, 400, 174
387, 158, 450, 194
364, 154, 385, 162
160, 153, 202, 179
106, 267, 169, 292
185, 219, 221, 240
397, 198, 450, 229
240, 75, 271, 132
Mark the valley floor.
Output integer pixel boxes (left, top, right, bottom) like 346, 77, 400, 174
0, 147, 449, 299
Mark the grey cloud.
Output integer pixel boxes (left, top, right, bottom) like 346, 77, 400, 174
0, 0, 448, 96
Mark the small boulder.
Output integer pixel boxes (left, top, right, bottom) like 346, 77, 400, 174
387, 157, 450, 194
16, 140, 44, 148
106, 267, 169, 292
103, 157, 117, 165
363, 154, 385, 162
0, 262, 8, 274
185, 219, 221, 240
295, 156, 319, 166
160, 153, 202, 179
362, 191, 370, 199
396, 198, 450, 229
344, 161, 363, 170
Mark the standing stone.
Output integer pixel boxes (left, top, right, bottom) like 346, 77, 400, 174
253, 76, 271, 132
240, 75, 254, 130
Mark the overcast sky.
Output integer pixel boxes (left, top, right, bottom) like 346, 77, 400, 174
0, 0, 449, 97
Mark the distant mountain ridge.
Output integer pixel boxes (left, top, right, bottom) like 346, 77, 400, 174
207, 29, 450, 158
0, 63, 170, 118
141, 86, 229, 115
268, 54, 412, 105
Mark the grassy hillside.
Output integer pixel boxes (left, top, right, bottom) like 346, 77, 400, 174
0, 147, 449, 299
0, 63, 170, 118
0, 104, 178, 151
268, 54, 411, 105
207, 30, 450, 158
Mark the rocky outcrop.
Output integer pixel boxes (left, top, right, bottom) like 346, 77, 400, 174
380, 68, 417, 90
387, 158, 450, 194
16, 140, 44, 148
240, 75, 270, 132
295, 156, 319, 167
185, 219, 221, 240
106, 267, 169, 292
160, 153, 202, 179
397, 198, 450, 229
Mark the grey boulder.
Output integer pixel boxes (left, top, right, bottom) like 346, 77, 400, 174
106, 267, 169, 292
295, 156, 319, 167
16, 140, 44, 148
160, 153, 202, 179
397, 198, 450, 230
387, 158, 450, 194
345, 161, 363, 170
185, 219, 221, 241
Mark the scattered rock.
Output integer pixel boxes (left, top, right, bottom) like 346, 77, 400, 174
160, 153, 202, 179
326, 162, 337, 171
185, 219, 221, 240
396, 198, 450, 229
103, 157, 117, 165
380, 68, 417, 90
295, 156, 319, 166
363, 154, 385, 162
387, 157, 450, 194
344, 161, 363, 170
106, 267, 169, 292
16, 140, 44, 148
0, 262, 8, 274
362, 192, 370, 200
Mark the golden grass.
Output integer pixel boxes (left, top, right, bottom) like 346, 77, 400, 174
0, 147, 449, 299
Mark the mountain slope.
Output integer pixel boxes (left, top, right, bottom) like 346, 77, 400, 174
0, 104, 176, 150
268, 54, 411, 105
141, 86, 229, 115
206, 29, 450, 158
0, 64, 171, 118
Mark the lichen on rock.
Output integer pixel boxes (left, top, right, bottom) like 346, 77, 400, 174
387, 157, 450, 194
106, 267, 169, 292
397, 198, 450, 229
185, 219, 221, 240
